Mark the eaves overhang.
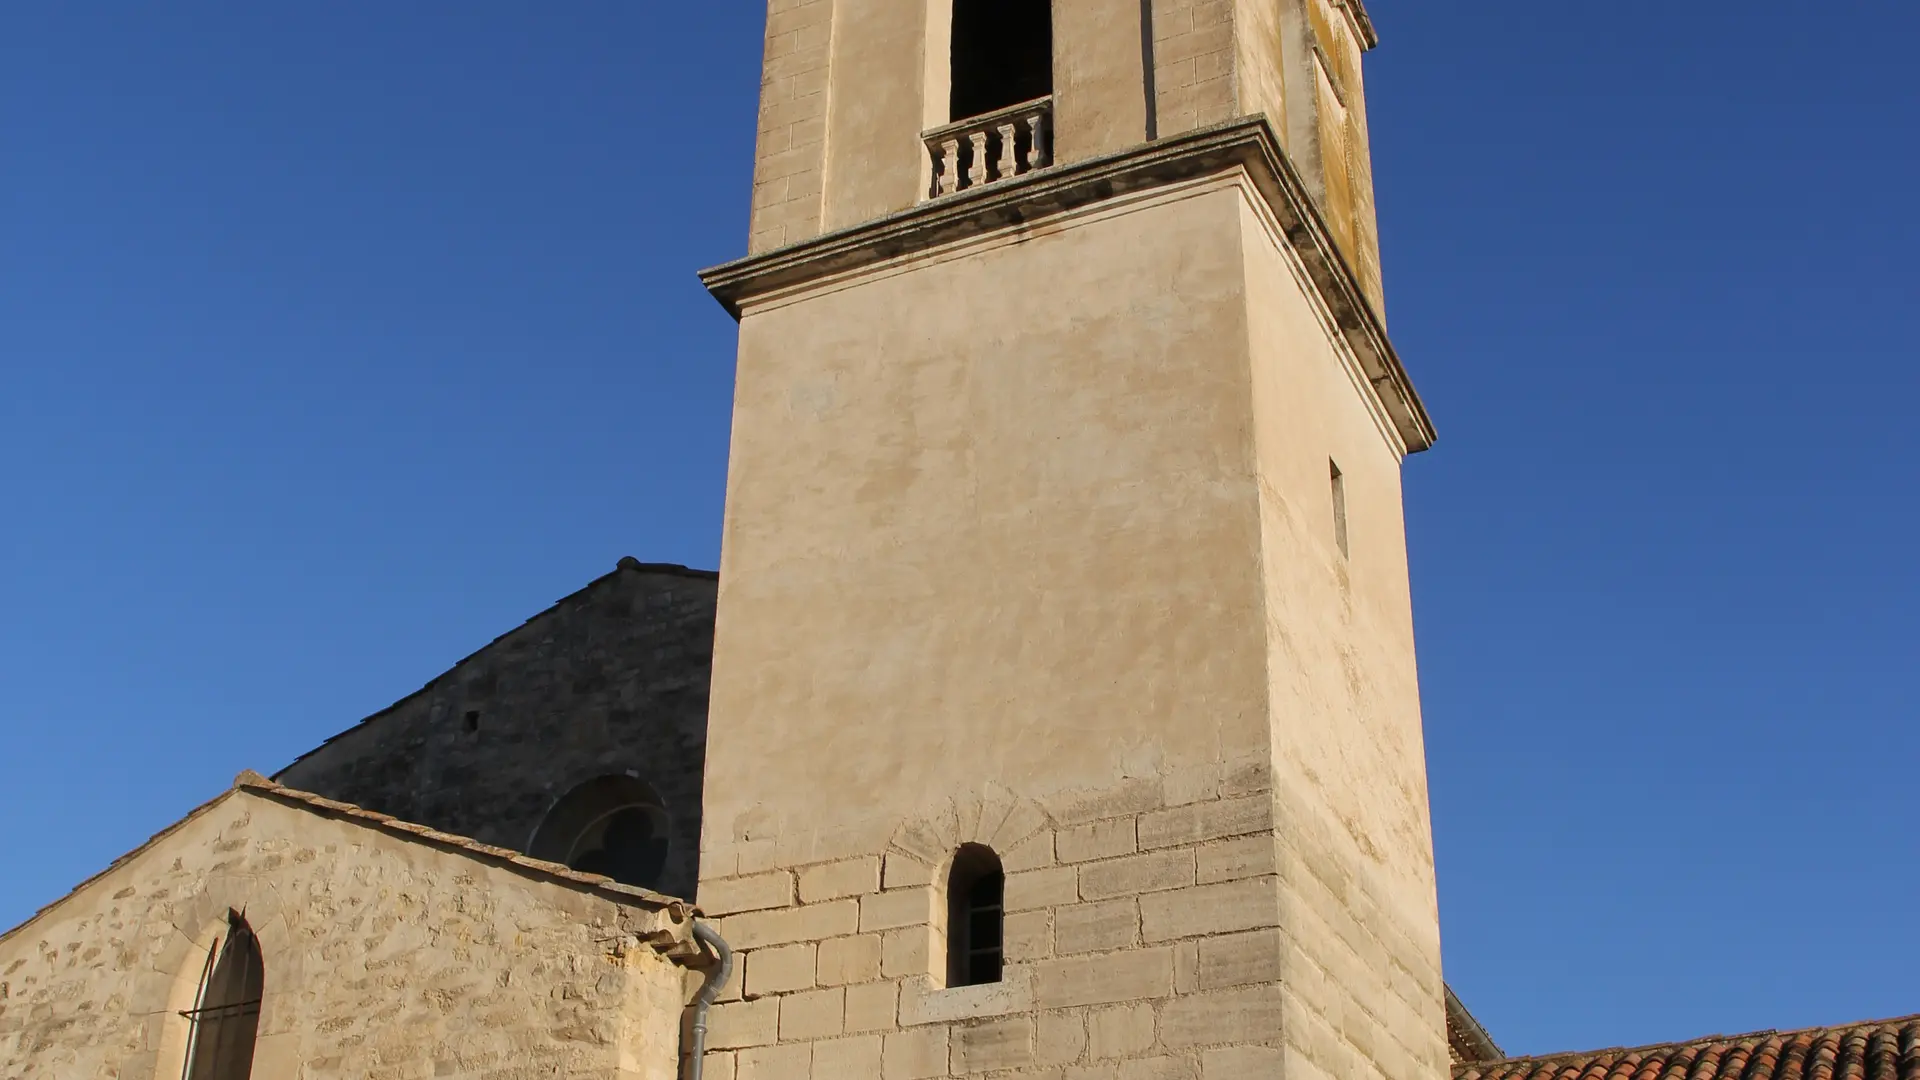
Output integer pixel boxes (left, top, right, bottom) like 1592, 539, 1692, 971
699, 116, 1435, 454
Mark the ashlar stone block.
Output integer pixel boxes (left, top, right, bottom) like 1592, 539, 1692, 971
737, 1040, 812, 1080
1057, 818, 1138, 864
883, 1025, 950, 1080
1078, 849, 1195, 901
846, 979, 902, 1033
1006, 866, 1080, 912
779, 986, 846, 1041
800, 856, 882, 903
1087, 1001, 1156, 1060
1137, 795, 1273, 852
813, 1033, 885, 1076
1054, 898, 1139, 956
817, 933, 883, 986
951, 1016, 1035, 1074
1139, 877, 1280, 943
708, 998, 780, 1050
722, 898, 859, 949
745, 942, 816, 996
1035, 947, 1174, 1008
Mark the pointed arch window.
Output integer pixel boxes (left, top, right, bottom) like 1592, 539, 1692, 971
946, 844, 1005, 987
181, 910, 263, 1080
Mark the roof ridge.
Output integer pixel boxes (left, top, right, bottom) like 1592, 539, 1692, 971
233, 771, 693, 913
270, 556, 716, 780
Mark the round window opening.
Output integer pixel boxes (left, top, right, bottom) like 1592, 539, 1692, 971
529, 776, 672, 891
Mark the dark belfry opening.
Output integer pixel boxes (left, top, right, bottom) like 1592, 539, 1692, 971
946, 844, 1005, 987
183, 910, 264, 1080
951, 0, 1053, 121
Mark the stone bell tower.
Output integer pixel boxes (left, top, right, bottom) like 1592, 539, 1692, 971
695, 0, 1445, 1077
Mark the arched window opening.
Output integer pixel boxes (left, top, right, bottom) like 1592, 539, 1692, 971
529, 775, 671, 891
182, 910, 263, 1080
946, 844, 1005, 987
951, 0, 1053, 121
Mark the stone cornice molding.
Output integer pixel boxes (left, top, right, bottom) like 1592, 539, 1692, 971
1342, 0, 1381, 51
700, 116, 1434, 454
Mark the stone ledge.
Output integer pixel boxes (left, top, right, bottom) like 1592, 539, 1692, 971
699, 115, 1433, 454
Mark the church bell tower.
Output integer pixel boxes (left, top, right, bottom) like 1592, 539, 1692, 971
695, 1, 1444, 1076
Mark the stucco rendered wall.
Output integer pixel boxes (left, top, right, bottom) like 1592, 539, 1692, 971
0, 789, 689, 1080
697, 173, 1444, 1078
275, 562, 716, 901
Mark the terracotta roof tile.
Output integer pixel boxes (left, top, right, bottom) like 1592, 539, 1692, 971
1457, 1017, 1920, 1080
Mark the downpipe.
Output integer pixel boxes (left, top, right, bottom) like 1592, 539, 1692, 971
685, 920, 734, 1080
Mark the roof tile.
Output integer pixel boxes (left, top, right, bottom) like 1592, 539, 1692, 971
1458, 1018, 1920, 1080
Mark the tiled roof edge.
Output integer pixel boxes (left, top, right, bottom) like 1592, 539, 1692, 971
1460, 1013, 1920, 1075
232, 772, 698, 919
3, 771, 705, 964
0, 787, 243, 950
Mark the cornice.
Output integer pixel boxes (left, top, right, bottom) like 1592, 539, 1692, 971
699, 116, 1434, 454
1342, 0, 1380, 51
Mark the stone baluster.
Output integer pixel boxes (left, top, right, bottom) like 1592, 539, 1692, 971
996, 121, 1018, 180
967, 130, 990, 189
1026, 109, 1050, 169
936, 137, 961, 196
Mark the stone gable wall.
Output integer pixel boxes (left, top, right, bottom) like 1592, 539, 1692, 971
276, 563, 717, 900
0, 790, 690, 1080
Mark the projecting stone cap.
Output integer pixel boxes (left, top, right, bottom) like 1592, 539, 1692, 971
700, 115, 1433, 453
1343, 0, 1381, 50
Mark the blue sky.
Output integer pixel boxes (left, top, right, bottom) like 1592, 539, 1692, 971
2, 1, 1914, 1059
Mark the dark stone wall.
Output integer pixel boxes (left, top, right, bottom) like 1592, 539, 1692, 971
275, 559, 716, 901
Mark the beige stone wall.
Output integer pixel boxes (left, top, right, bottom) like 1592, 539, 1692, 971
701, 173, 1444, 1078
1152, 0, 1239, 138
1053, 0, 1151, 163
749, 0, 834, 254
744, 0, 1387, 312
1240, 179, 1445, 1080
0, 790, 690, 1080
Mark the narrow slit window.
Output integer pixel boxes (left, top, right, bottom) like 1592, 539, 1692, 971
946, 844, 1004, 987
1331, 460, 1349, 559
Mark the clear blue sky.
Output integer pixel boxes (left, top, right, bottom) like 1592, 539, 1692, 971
2, 2, 1914, 1059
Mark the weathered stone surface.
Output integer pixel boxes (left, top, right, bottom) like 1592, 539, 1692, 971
275, 562, 717, 901
0, 787, 690, 1080
1035, 949, 1175, 1009
951, 1015, 1035, 1073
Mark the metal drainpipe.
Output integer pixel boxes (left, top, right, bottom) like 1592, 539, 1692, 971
686, 920, 734, 1080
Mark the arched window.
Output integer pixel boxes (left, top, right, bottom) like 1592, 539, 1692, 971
946, 844, 1005, 987
529, 775, 671, 891
951, 0, 1053, 121
182, 910, 263, 1080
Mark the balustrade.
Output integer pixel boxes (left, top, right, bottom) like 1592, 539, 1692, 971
923, 96, 1053, 199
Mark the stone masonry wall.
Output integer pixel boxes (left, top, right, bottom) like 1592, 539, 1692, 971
0, 788, 690, 1080
691, 762, 1323, 1080
1152, 0, 1238, 139
276, 560, 716, 901
748, 0, 833, 254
